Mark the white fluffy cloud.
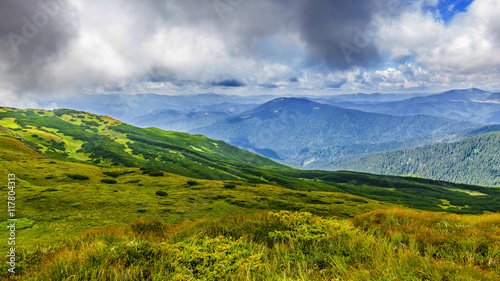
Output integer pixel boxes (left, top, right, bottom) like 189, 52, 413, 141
1, 0, 500, 101
374, 0, 500, 89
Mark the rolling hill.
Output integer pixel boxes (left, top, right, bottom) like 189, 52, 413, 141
191, 97, 477, 167
329, 130, 500, 187
0, 107, 287, 182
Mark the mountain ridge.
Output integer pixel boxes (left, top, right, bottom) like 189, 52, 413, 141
192, 97, 477, 167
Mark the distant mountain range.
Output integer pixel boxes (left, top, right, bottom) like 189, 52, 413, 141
36, 93, 271, 125
191, 98, 476, 167
132, 110, 232, 132
324, 88, 500, 124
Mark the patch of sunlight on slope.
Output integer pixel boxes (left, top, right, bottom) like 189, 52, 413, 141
33, 127, 90, 161
190, 145, 204, 152
439, 199, 470, 210
0, 118, 21, 129
445, 188, 487, 196
60, 114, 84, 125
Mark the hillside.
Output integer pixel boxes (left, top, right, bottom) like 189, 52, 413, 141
0, 107, 286, 181
1, 142, 499, 279
1, 107, 499, 214
192, 97, 476, 167
330, 131, 500, 186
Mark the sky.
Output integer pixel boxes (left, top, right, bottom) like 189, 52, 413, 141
1, 0, 500, 107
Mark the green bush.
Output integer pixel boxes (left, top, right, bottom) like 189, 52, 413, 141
187, 180, 199, 186
101, 179, 117, 184
223, 183, 236, 189
149, 171, 164, 177
67, 174, 89, 180
125, 179, 140, 184
155, 191, 168, 197
103, 171, 122, 178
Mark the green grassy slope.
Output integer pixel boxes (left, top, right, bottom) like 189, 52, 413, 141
0, 133, 392, 254
1, 107, 500, 214
329, 131, 500, 186
0, 107, 286, 181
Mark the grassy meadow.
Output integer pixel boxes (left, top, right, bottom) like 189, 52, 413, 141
0, 107, 499, 280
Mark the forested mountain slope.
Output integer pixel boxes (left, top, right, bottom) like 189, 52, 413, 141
330, 131, 500, 186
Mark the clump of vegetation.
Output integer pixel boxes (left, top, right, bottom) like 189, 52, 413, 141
125, 179, 140, 184
223, 183, 236, 189
103, 171, 122, 177
155, 191, 168, 197
148, 171, 164, 177
101, 179, 117, 184
141, 168, 163, 175
187, 180, 199, 186
67, 174, 89, 180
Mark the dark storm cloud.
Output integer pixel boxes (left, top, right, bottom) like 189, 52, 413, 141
0, 0, 77, 94
129, 0, 389, 70
211, 79, 246, 87
296, 0, 400, 70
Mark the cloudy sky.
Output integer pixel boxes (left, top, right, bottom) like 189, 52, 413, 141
1, 0, 500, 106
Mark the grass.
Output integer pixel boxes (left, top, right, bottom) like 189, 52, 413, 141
0, 155, 392, 255
3, 210, 499, 280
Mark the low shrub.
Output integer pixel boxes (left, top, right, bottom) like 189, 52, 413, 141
187, 180, 199, 186
103, 171, 122, 178
155, 191, 168, 197
223, 183, 236, 189
101, 179, 117, 184
149, 171, 164, 177
67, 174, 89, 180
125, 179, 140, 184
